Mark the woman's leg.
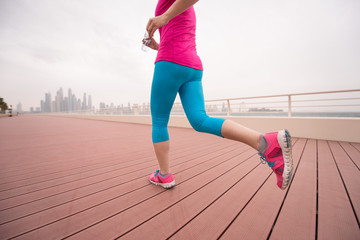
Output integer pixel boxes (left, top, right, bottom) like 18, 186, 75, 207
151, 62, 293, 190
153, 141, 170, 174
221, 120, 260, 150
179, 75, 293, 190
150, 62, 183, 175
179, 78, 261, 149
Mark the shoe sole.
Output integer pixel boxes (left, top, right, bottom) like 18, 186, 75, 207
277, 129, 293, 190
149, 179, 176, 189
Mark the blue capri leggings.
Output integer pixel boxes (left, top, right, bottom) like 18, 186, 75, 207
151, 61, 226, 143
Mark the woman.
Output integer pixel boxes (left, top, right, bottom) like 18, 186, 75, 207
145, 0, 293, 190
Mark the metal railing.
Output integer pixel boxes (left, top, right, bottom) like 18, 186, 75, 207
43, 89, 360, 118
199, 89, 360, 117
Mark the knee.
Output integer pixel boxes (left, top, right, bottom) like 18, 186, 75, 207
188, 112, 209, 133
152, 115, 170, 143
152, 126, 169, 143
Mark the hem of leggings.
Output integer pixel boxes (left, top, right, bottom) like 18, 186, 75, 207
218, 118, 227, 138
152, 138, 170, 144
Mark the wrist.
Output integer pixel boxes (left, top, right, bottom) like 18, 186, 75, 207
161, 12, 171, 24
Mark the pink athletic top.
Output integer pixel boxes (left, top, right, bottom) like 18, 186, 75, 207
155, 0, 203, 70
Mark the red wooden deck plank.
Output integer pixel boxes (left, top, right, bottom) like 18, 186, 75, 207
317, 140, 360, 240
124, 155, 266, 240
0, 153, 154, 191
0, 116, 147, 170
0, 136, 151, 171
168, 166, 270, 239
0, 125, 216, 182
0, 139, 233, 211
350, 142, 360, 152
0, 130, 216, 188
0, 133, 221, 181
0, 118, 219, 197
328, 141, 360, 218
0, 157, 157, 200
0, 140, 249, 239
0, 146, 153, 182
13, 146, 255, 239
0, 132, 225, 180
338, 141, 360, 170
0, 115, 204, 174
0, 135, 221, 194
169, 138, 299, 240
219, 138, 306, 239
65, 150, 258, 240
0, 136, 232, 202
1, 116, 359, 240
270, 139, 317, 240
0, 140, 238, 225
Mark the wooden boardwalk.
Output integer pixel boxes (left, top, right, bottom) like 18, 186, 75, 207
0, 115, 359, 240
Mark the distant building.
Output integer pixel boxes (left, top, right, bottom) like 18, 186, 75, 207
71, 94, 77, 111
82, 93, 87, 110
68, 88, 73, 111
77, 99, 81, 110
39, 87, 95, 113
52, 101, 56, 112
99, 102, 106, 109
63, 97, 69, 112
88, 95, 92, 110
40, 100, 44, 112
55, 88, 64, 112
16, 102, 22, 113
45, 92, 52, 112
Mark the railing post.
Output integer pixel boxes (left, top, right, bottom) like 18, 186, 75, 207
227, 99, 231, 116
288, 95, 292, 117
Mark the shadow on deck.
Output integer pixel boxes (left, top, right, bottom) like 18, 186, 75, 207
0, 115, 359, 240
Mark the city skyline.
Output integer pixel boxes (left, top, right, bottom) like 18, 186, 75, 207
13, 88, 111, 113
26, 87, 93, 113
25, 87, 148, 113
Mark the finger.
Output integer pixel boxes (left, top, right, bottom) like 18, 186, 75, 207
149, 26, 157, 38
147, 23, 153, 38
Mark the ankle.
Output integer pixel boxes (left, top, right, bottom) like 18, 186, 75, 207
160, 169, 170, 176
257, 134, 267, 154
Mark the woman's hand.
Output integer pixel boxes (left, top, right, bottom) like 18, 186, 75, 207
148, 37, 159, 50
143, 37, 159, 51
146, 15, 169, 38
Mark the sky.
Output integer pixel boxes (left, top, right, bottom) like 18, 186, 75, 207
1, 0, 359, 111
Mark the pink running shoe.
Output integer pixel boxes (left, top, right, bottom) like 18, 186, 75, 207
149, 170, 176, 189
258, 129, 293, 190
